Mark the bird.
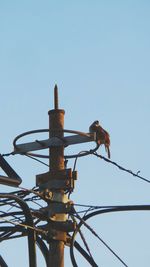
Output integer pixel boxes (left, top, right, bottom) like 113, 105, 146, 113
89, 120, 111, 158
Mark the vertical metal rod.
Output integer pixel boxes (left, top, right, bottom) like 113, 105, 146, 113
54, 84, 59, 109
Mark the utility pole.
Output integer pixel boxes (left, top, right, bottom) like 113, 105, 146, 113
12, 85, 96, 267
36, 86, 74, 267
48, 85, 65, 267
1, 85, 149, 267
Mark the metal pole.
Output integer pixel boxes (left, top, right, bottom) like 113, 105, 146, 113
48, 86, 65, 267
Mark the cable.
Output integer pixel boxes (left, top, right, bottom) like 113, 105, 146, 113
1, 129, 150, 266
0, 255, 8, 267
0, 187, 43, 210
65, 144, 100, 160
93, 152, 150, 184
70, 207, 129, 267
1, 152, 14, 157
18, 186, 43, 198
0, 217, 47, 235
0, 211, 24, 223
24, 154, 49, 167
0, 193, 39, 267
70, 235, 99, 267
75, 213, 128, 267
70, 205, 150, 267
36, 237, 49, 266
70, 219, 98, 266
71, 216, 95, 263
72, 150, 94, 172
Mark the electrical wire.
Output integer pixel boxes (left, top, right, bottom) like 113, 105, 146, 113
0, 229, 22, 242
0, 217, 47, 235
65, 144, 100, 160
1, 152, 14, 157
70, 204, 150, 267
1, 133, 150, 266
73, 150, 93, 171
70, 207, 129, 267
0, 211, 24, 223
2, 130, 149, 186
68, 233, 99, 267
18, 186, 42, 197
24, 154, 49, 167
69, 146, 150, 184
93, 152, 150, 184
71, 216, 95, 263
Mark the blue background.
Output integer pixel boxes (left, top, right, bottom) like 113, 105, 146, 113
0, 1, 150, 266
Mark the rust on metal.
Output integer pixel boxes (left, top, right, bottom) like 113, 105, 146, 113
36, 169, 72, 185
48, 86, 65, 267
54, 84, 59, 109
48, 109, 65, 171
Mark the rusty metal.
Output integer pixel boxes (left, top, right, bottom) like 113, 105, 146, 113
48, 109, 65, 170
49, 220, 76, 233
47, 202, 72, 217
47, 87, 65, 267
48, 239, 65, 267
54, 84, 59, 109
36, 169, 72, 185
1, 86, 99, 266
36, 168, 76, 192
38, 179, 74, 191
13, 129, 96, 155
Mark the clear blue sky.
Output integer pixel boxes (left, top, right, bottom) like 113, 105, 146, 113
0, 1, 150, 266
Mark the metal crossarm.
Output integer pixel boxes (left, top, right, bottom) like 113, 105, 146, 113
0, 154, 22, 186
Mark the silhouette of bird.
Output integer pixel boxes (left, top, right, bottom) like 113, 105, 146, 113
89, 120, 110, 158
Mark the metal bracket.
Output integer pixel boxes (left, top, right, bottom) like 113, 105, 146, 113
0, 154, 22, 187
47, 202, 72, 217
41, 220, 76, 242
39, 178, 74, 191
13, 132, 96, 154
39, 220, 76, 233
49, 230, 67, 242
36, 169, 77, 191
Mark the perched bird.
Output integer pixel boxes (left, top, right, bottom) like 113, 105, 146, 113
89, 120, 111, 158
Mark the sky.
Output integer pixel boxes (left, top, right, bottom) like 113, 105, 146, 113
0, 1, 150, 266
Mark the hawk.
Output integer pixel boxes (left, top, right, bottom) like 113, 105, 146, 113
89, 120, 110, 158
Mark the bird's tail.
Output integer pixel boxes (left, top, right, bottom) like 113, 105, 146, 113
105, 145, 111, 159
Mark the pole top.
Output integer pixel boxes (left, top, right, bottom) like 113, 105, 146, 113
48, 84, 65, 115
54, 84, 59, 109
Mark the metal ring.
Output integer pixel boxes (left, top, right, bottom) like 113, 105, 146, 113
13, 129, 49, 150
13, 129, 97, 159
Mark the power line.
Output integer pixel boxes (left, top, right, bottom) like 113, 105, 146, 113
71, 216, 96, 265
2, 147, 149, 184
25, 154, 50, 167
0, 216, 47, 235
93, 152, 150, 184
72, 208, 128, 267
